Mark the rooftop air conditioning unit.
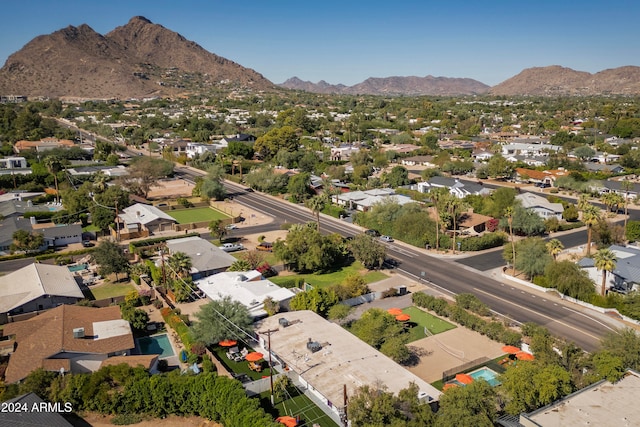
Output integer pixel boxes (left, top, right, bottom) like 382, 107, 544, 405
73, 327, 85, 339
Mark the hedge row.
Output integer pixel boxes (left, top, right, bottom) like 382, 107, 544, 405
161, 307, 195, 352
459, 233, 506, 252
412, 292, 522, 345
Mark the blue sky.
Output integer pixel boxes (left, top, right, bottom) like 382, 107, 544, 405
2, 0, 639, 87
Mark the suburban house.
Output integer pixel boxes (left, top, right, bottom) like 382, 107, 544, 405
416, 177, 491, 199
584, 163, 624, 174
513, 370, 640, 427
13, 138, 75, 153
516, 192, 564, 220
38, 223, 83, 248
165, 236, 236, 280
401, 155, 437, 167
115, 203, 177, 239
578, 245, 640, 294
0, 156, 31, 176
0, 199, 54, 219
0, 217, 34, 255
333, 188, 414, 211
2, 305, 136, 383
329, 144, 359, 161
219, 133, 256, 145
196, 270, 296, 318
501, 141, 561, 158
256, 311, 441, 425
592, 179, 640, 199
514, 168, 570, 186
67, 165, 129, 177
457, 210, 494, 235
0, 263, 85, 323
185, 142, 219, 159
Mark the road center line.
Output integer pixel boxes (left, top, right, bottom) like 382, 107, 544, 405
472, 287, 601, 342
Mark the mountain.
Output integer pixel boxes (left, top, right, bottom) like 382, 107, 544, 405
490, 65, 640, 96
0, 16, 274, 99
279, 75, 490, 96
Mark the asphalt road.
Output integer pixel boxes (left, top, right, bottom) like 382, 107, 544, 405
183, 174, 620, 352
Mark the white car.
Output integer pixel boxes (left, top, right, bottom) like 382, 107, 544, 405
225, 224, 238, 230
380, 235, 394, 243
219, 243, 244, 252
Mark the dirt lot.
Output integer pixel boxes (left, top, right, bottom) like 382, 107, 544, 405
405, 323, 505, 383
77, 413, 220, 427
147, 178, 195, 200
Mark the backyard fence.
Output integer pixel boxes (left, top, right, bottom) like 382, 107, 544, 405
442, 356, 490, 383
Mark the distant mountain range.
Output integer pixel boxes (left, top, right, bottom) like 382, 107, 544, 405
1, 16, 639, 98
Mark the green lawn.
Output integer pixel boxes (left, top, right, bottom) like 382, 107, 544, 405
212, 346, 274, 381
258, 387, 339, 427
270, 262, 388, 289
403, 306, 456, 343
166, 207, 230, 224
86, 282, 136, 300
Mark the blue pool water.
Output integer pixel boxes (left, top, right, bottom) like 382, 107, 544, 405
68, 263, 88, 272
136, 334, 175, 358
469, 367, 501, 386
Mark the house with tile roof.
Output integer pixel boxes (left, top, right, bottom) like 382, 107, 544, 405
514, 168, 570, 186
2, 305, 135, 383
0, 263, 84, 323
516, 192, 564, 220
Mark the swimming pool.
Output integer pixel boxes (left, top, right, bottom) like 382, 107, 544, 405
68, 263, 88, 272
469, 367, 501, 386
136, 334, 175, 358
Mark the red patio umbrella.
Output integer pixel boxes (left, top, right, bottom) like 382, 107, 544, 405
387, 308, 403, 316
245, 352, 264, 362
455, 373, 474, 385
219, 339, 237, 347
501, 345, 521, 354
395, 314, 411, 322
515, 351, 535, 361
276, 416, 298, 427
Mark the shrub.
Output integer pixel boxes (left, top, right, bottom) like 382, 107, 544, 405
459, 233, 506, 251
381, 288, 399, 298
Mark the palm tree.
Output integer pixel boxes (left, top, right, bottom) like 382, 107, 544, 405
505, 206, 516, 275
167, 251, 193, 280
593, 248, 617, 296
582, 205, 600, 256
92, 171, 108, 193
447, 196, 465, 254
428, 188, 448, 251
44, 155, 63, 204
305, 194, 327, 230
621, 180, 633, 241
546, 239, 564, 261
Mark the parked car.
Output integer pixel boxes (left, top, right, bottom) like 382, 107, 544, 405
256, 242, 273, 252
82, 240, 94, 247
219, 243, 244, 252
380, 235, 394, 242
364, 229, 381, 237
225, 224, 238, 230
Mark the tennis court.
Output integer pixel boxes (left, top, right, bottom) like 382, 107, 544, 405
166, 207, 229, 224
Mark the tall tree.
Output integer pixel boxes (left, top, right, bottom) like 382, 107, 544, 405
44, 155, 64, 204
546, 239, 564, 261
190, 297, 254, 345
505, 206, 516, 275
304, 194, 327, 230
91, 239, 130, 282
428, 188, 449, 251
621, 180, 633, 241
348, 234, 386, 270
593, 248, 617, 296
208, 219, 227, 243
167, 251, 193, 280
582, 205, 601, 256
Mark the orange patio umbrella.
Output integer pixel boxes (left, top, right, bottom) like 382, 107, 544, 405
387, 308, 403, 316
455, 373, 474, 385
516, 351, 535, 361
395, 314, 411, 322
219, 339, 238, 347
245, 352, 264, 362
276, 416, 298, 427
443, 383, 458, 391
501, 345, 521, 354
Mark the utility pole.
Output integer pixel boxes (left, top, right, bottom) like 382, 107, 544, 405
259, 328, 279, 406
114, 199, 120, 242
340, 384, 348, 427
